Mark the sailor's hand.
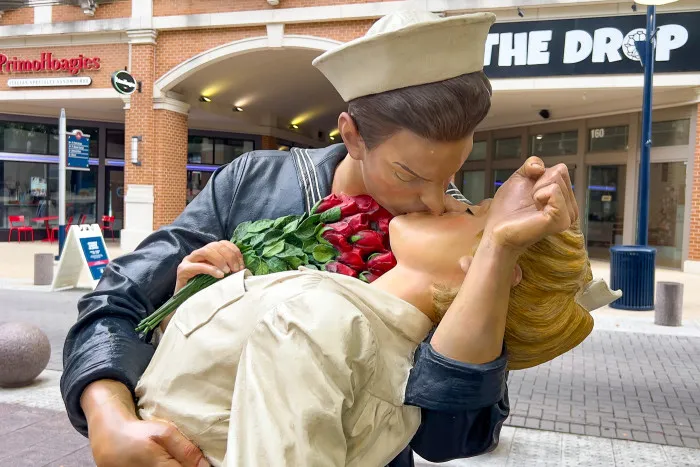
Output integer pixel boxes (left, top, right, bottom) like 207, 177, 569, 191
175, 240, 244, 293
83, 380, 210, 467
484, 157, 577, 254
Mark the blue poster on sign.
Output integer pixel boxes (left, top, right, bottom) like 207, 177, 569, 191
67, 132, 90, 171
79, 236, 109, 280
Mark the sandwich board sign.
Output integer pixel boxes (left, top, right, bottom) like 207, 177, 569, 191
52, 224, 110, 290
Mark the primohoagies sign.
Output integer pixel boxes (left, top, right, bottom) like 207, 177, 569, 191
0, 52, 101, 75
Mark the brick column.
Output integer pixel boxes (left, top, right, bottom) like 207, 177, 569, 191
688, 103, 700, 267
153, 103, 189, 228
261, 135, 278, 150
121, 29, 190, 250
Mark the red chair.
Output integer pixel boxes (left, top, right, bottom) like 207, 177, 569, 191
8, 215, 34, 243
101, 215, 116, 241
78, 214, 87, 225
51, 216, 73, 243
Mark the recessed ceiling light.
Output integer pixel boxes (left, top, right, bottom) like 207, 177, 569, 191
330, 135, 336, 141
233, 106, 243, 112
289, 124, 299, 130
536, 135, 543, 140
199, 96, 212, 103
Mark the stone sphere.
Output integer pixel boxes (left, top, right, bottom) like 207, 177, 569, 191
0, 322, 51, 388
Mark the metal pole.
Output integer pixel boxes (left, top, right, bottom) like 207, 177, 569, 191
635, 6, 656, 246
58, 108, 67, 259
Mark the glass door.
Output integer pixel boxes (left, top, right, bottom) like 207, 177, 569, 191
585, 165, 626, 260
648, 162, 686, 268
105, 167, 124, 231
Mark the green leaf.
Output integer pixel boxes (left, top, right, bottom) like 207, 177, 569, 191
266, 257, 289, 273
319, 206, 342, 224
253, 260, 269, 276
312, 244, 337, 263
273, 215, 299, 230
310, 198, 323, 215
283, 256, 305, 269
244, 253, 261, 273
283, 219, 301, 235
262, 240, 286, 258
231, 221, 252, 243
284, 235, 304, 248
303, 238, 317, 254
247, 219, 276, 233
295, 214, 321, 239
305, 263, 319, 270
262, 229, 285, 245
279, 244, 305, 259
250, 229, 283, 248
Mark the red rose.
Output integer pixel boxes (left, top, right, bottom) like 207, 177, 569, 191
325, 261, 358, 278
345, 213, 369, 234
353, 195, 379, 214
321, 230, 352, 252
349, 230, 385, 254
359, 271, 380, 283
367, 251, 396, 275
325, 220, 353, 237
337, 194, 359, 217
376, 218, 390, 235
337, 249, 365, 270
315, 194, 343, 214
369, 205, 392, 221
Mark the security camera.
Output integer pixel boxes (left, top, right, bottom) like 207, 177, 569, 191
539, 109, 551, 119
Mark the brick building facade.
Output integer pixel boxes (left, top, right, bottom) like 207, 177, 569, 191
0, 0, 699, 270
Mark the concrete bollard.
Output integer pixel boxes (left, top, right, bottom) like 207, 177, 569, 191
655, 282, 683, 327
34, 253, 54, 286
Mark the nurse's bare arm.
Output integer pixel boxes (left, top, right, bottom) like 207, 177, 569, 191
224, 291, 377, 467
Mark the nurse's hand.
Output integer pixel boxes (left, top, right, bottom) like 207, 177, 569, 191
484, 157, 577, 254
175, 240, 245, 293
82, 380, 210, 467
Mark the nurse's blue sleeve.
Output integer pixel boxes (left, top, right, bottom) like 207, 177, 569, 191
404, 341, 510, 462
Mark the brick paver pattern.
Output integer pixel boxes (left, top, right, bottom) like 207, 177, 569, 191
506, 330, 700, 449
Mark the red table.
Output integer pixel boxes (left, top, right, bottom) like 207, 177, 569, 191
32, 216, 58, 242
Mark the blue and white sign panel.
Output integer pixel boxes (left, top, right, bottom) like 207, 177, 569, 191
79, 236, 110, 281
67, 131, 90, 171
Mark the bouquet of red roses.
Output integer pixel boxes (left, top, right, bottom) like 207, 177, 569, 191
136, 193, 396, 333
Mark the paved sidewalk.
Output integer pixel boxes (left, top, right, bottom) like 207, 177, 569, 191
505, 330, 700, 448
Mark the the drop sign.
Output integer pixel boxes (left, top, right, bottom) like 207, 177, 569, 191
111, 70, 137, 95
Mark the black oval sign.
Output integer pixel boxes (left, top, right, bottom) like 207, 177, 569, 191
111, 70, 137, 95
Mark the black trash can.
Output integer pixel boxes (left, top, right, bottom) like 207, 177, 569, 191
609, 246, 656, 311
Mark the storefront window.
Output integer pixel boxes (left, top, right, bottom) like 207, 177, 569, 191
1, 160, 97, 229
494, 137, 521, 160
648, 161, 686, 268
588, 126, 629, 152
468, 141, 487, 161
652, 119, 690, 147
107, 129, 125, 159
461, 170, 485, 203
585, 165, 626, 260
530, 130, 578, 157
188, 136, 254, 165
492, 168, 516, 195
0, 122, 56, 155
187, 170, 213, 204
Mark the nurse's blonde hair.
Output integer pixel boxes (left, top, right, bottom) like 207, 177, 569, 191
432, 221, 593, 371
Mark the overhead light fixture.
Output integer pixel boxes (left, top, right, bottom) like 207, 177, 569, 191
517, 7, 525, 17
233, 106, 243, 112
536, 135, 543, 140
289, 123, 299, 130
199, 96, 212, 103
330, 136, 336, 141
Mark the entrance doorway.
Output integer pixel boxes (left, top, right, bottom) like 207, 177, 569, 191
105, 167, 124, 231
585, 165, 626, 260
